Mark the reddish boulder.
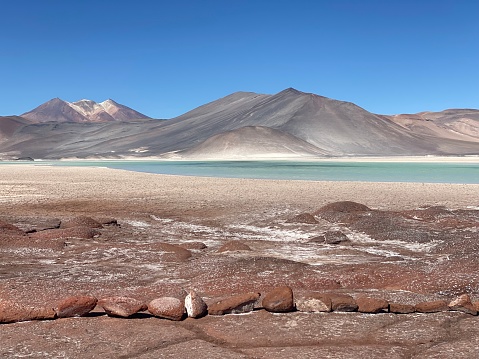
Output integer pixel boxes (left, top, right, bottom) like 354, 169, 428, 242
147, 242, 192, 261
185, 291, 208, 318
98, 296, 147, 318
64, 227, 100, 239
148, 297, 185, 321
141, 288, 187, 303
295, 293, 331, 312
55, 295, 98, 318
22, 218, 62, 233
217, 241, 252, 253
30, 227, 99, 240
415, 300, 449, 313
309, 230, 350, 245
314, 201, 371, 215
0, 220, 25, 236
330, 294, 358, 312
60, 216, 103, 229
356, 296, 389, 313
389, 303, 416, 314
208, 292, 260, 315
448, 294, 477, 315
262, 286, 295, 313
0, 300, 55, 323
473, 301, 479, 312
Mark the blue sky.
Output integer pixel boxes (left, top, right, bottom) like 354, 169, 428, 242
1, 0, 477, 118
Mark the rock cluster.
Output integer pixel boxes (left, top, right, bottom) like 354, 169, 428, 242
1, 215, 106, 244
1, 287, 478, 324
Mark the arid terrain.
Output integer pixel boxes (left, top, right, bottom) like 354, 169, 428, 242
1, 165, 479, 358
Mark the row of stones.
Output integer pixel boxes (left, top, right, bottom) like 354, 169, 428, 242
1, 286, 478, 324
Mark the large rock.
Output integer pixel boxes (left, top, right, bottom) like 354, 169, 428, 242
148, 297, 185, 321
389, 303, 416, 314
448, 294, 477, 315
415, 300, 449, 313
295, 293, 331, 312
30, 227, 100, 240
356, 296, 389, 313
0, 300, 55, 323
314, 201, 371, 215
185, 291, 208, 318
147, 242, 192, 261
330, 294, 358, 312
208, 292, 260, 315
98, 296, 147, 318
55, 295, 98, 318
309, 230, 350, 245
22, 218, 61, 233
60, 216, 103, 229
262, 286, 295, 313
0, 220, 25, 236
287, 213, 318, 224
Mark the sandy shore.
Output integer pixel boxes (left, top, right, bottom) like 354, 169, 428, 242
52, 155, 479, 162
163, 155, 479, 163
1, 165, 478, 216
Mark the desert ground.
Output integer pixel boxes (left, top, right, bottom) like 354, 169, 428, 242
1, 164, 479, 358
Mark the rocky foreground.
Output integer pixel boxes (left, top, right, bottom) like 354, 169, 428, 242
1, 166, 479, 358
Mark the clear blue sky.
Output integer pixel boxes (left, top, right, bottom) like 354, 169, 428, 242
1, 0, 477, 118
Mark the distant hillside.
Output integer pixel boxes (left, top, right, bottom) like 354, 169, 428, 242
0, 88, 478, 160
157, 88, 479, 157
386, 109, 479, 143
0, 116, 32, 139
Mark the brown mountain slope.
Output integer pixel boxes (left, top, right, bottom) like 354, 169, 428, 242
386, 109, 479, 143
0, 116, 31, 139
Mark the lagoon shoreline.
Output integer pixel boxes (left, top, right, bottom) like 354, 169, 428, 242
3, 154, 479, 162
2, 157, 479, 185
1, 165, 478, 213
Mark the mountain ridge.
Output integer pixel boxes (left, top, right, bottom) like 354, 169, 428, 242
1, 88, 478, 160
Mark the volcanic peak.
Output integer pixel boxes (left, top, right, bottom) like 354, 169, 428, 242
21, 98, 150, 123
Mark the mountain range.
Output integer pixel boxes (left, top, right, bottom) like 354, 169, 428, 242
0, 88, 478, 159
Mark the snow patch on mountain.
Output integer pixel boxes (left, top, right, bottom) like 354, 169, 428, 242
69, 99, 129, 121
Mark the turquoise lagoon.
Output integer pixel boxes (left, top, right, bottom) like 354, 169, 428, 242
4, 160, 479, 184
